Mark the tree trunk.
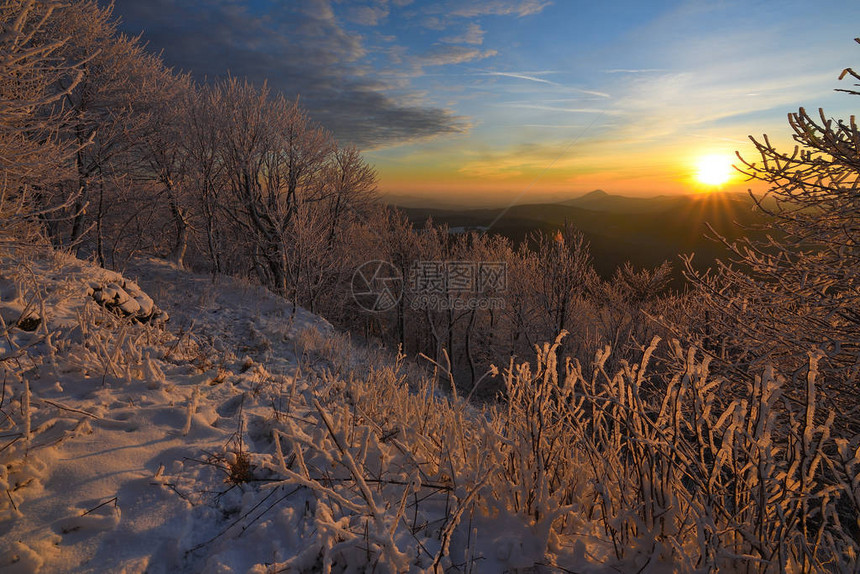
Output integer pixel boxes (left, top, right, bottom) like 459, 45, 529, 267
203, 189, 221, 276
465, 309, 477, 389
166, 182, 188, 266
69, 125, 92, 249
69, 171, 88, 246
96, 178, 105, 267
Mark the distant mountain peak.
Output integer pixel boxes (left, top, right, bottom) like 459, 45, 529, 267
579, 189, 609, 199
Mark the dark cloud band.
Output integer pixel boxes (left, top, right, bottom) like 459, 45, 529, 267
111, 0, 468, 148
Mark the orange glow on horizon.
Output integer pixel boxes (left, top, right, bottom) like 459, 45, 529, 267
371, 140, 768, 203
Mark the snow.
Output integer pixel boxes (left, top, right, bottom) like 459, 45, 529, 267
0, 246, 592, 573
9, 244, 841, 572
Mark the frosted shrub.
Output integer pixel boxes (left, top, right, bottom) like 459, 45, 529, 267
6, 239, 859, 571
685, 48, 860, 418
488, 333, 587, 550
239, 320, 860, 572
495, 333, 860, 572
255, 348, 497, 571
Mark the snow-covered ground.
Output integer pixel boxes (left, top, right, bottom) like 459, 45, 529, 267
0, 246, 594, 573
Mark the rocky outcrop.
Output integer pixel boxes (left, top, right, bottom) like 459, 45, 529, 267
87, 280, 169, 324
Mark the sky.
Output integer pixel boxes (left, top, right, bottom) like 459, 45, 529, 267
111, 0, 860, 204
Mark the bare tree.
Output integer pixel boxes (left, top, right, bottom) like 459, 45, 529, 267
320, 144, 377, 250
531, 223, 595, 356
183, 83, 226, 274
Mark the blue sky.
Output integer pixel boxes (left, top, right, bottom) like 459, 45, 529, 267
112, 0, 860, 201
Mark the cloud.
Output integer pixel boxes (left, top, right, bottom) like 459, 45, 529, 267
593, 6, 858, 144
110, 0, 468, 148
603, 62, 838, 144
343, 2, 390, 26
456, 139, 582, 179
481, 73, 612, 98
416, 46, 498, 67
573, 88, 611, 99
440, 23, 484, 45
448, 0, 551, 18
604, 69, 668, 74
420, 16, 448, 31
482, 71, 558, 85
503, 103, 616, 115
416, 1, 549, 31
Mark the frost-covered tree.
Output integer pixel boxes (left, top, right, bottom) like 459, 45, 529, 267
208, 77, 380, 299
524, 223, 596, 370
0, 0, 83, 240
583, 260, 673, 367
687, 39, 860, 408
218, 78, 334, 294
319, 145, 377, 249
282, 145, 378, 315
43, 1, 169, 252
136, 73, 196, 266
181, 83, 226, 273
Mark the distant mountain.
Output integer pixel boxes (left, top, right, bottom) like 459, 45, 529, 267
569, 189, 610, 202
399, 190, 772, 288
382, 189, 755, 213
561, 189, 683, 213
380, 189, 693, 211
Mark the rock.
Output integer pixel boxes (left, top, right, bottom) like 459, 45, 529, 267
16, 315, 41, 331
89, 280, 168, 326
16, 315, 42, 331
107, 283, 130, 305
135, 294, 154, 316
119, 298, 141, 315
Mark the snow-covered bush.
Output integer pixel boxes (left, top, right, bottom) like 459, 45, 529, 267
227, 327, 860, 572
496, 334, 860, 571
0, 246, 183, 524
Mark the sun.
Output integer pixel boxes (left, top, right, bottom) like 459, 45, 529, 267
694, 154, 734, 187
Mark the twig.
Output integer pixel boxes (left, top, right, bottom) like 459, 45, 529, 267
0, 371, 7, 410
238, 485, 303, 536
39, 398, 100, 419
0, 433, 23, 455
535, 564, 581, 574
163, 320, 193, 361
6, 489, 18, 512
81, 496, 117, 516
152, 481, 193, 504
431, 473, 488, 573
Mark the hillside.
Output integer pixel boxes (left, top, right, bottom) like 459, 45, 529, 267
2, 243, 857, 572
0, 246, 587, 572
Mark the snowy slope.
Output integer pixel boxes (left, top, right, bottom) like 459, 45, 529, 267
0, 247, 590, 573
